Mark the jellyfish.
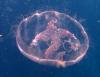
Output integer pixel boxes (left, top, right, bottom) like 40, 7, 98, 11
16, 11, 89, 67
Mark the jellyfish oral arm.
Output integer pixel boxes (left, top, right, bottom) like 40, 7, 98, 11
45, 36, 61, 58
58, 28, 80, 51
30, 32, 49, 46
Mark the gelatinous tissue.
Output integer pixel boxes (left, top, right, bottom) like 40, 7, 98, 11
16, 11, 89, 67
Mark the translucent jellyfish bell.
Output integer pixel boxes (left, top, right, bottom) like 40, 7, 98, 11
16, 11, 89, 67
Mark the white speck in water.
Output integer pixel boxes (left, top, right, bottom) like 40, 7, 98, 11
0, 34, 3, 37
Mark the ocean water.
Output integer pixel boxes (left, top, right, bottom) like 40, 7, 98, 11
0, 0, 100, 77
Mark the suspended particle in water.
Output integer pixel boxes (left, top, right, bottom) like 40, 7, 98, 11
97, 20, 100, 23
0, 34, 3, 37
16, 11, 89, 67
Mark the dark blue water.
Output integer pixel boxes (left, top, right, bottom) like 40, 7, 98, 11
0, 0, 100, 77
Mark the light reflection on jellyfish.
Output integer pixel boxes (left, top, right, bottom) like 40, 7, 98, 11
16, 11, 89, 67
